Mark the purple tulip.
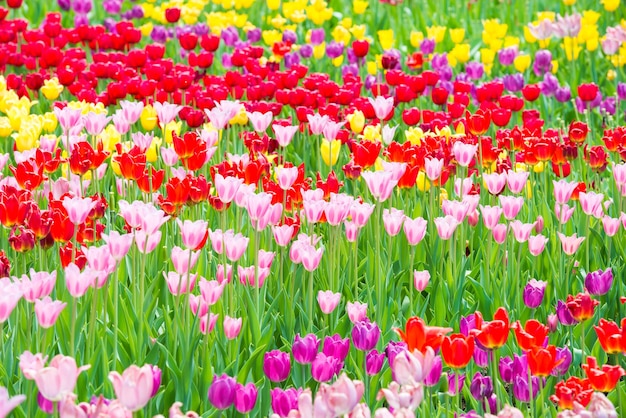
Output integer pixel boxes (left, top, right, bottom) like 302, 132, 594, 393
503, 73, 524, 92
512, 375, 539, 402
523, 279, 547, 308
322, 334, 350, 361
283, 30, 297, 44
326, 42, 344, 59
270, 388, 300, 418
57, 0, 71, 11
263, 350, 291, 382
151, 26, 169, 43
385, 341, 407, 367
473, 347, 489, 368
541, 73, 559, 96
533, 49, 553, 76
73, 0, 93, 14
299, 44, 313, 59
431, 53, 449, 72
102, 0, 122, 14
585, 268, 613, 295
284, 53, 300, 69
466, 62, 484, 80
554, 86, 571, 103
618, 82, 626, 101
420, 38, 436, 55
351, 320, 380, 352
601, 97, 617, 116
424, 355, 443, 387
342, 64, 359, 78
292, 333, 320, 364
447, 372, 466, 395
235, 383, 258, 414
208, 374, 237, 409
460, 313, 478, 336
311, 353, 342, 382
221, 53, 233, 69
247, 28, 262, 43
551, 346, 572, 376
556, 300, 578, 326
310, 28, 325, 45
499, 356, 514, 384
366, 350, 385, 375
498, 46, 517, 66
470, 372, 493, 400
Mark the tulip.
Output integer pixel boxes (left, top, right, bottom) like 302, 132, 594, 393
322, 334, 350, 361
523, 279, 547, 308
434, 216, 459, 240
366, 350, 385, 376
582, 356, 625, 392
594, 318, 624, 355
223, 316, 242, 340
413, 270, 430, 292
403, 216, 427, 245
199, 313, 218, 334
512, 320, 549, 351
442, 334, 474, 369
34, 297, 66, 329
527, 345, 563, 377
263, 350, 291, 382
270, 387, 300, 418
346, 302, 368, 323
470, 307, 510, 350
557, 232, 585, 256
351, 321, 380, 352
395, 316, 452, 354
0, 387, 26, 417
470, 372, 493, 400
234, 383, 258, 414
207, 374, 236, 410
452, 142, 477, 167
292, 334, 320, 364
498, 195, 524, 220
566, 292, 599, 322
311, 353, 342, 382
36, 355, 90, 402
585, 268, 613, 295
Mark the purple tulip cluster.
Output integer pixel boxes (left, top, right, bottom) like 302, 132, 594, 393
207, 374, 258, 413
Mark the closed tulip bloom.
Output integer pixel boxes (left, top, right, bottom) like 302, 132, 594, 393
528, 345, 563, 377
594, 319, 624, 354
555, 202, 575, 224
153, 101, 181, 127
492, 224, 507, 244
483, 172, 506, 195
498, 195, 524, 220
510, 220, 534, 243
34, 297, 66, 329
311, 353, 342, 382
403, 216, 427, 245
273, 124, 299, 147
102, 231, 133, 262
434, 216, 459, 240
553, 179, 579, 205
223, 316, 242, 340
234, 383, 258, 414
247, 111, 273, 132
452, 142, 478, 167
424, 157, 444, 181
523, 279, 547, 308
602, 216, 620, 236
64, 263, 97, 298
442, 199, 470, 223
470, 372, 493, 400
566, 292, 599, 322
17, 270, 56, 302
0, 387, 26, 417
556, 300, 579, 326
424, 355, 443, 387
551, 346, 572, 377
447, 372, 466, 395
263, 350, 291, 382
270, 387, 300, 418
578, 191, 604, 216
391, 347, 436, 386
585, 268, 613, 295
442, 334, 475, 369
413, 270, 430, 292
277, 166, 299, 191
176, 219, 208, 250
272, 224, 294, 247
224, 233, 249, 262
512, 320, 549, 351
346, 302, 368, 323
323, 334, 351, 361
292, 334, 320, 364
352, 320, 380, 351
36, 355, 90, 402
382, 208, 405, 236
109, 364, 155, 411
318, 290, 341, 314
480, 205, 503, 230
62, 196, 96, 225
134, 230, 162, 254
557, 232, 585, 256
207, 374, 236, 410
301, 245, 324, 272
170, 247, 200, 275
366, 350, 385, 375
506, 170, 530, 194
362, 171, 397, 203
199, 313, 219, 334
527, 235, 548, 256
215, 174, 243, 204
368, 96, 394, 120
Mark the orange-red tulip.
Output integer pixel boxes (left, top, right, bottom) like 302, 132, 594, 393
441, 334, 474, 369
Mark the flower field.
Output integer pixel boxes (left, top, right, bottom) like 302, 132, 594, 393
1, 0, 626, 416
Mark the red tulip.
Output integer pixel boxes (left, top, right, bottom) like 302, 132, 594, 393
566, 292, 598, 322
522, 84, 541, 102
581, 356, 625, 392
512, 319, 549, 351
441, 334, 474, 369
528, 345, 563, 377
352, 40, 369, 58
550, 377, 593, 410
165, 7, 181, 23
568, 121, 588, 144
471, 307, 510, 350
577, 83, 598, 102
593, 318, 624, 355
395, 316, 452, 354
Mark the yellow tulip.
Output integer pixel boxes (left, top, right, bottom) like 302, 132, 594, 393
416, 171, 431, 192
523, 26, 537, 43
353, 0, 368, 14
405, 127, 424, 146
313, 43, 326, 60
347, 110, 365, 134
262, 29, 282, 46
514, 55, 531, 72
551, 60, 559, 74
0, 76, 6, 92
608, 69, 617, 81
99, 125, 122, 152
601, 0, 620, 11
563, 0, 575, 4
320, 139, 341, 166
332, 25, 351, 45
140, 23, 153, 37
332, 56, 344, 67
146, 137, 163, 163
361, 124, 381, 142
582, 11, 600, 25
410, 31, 424, 48
141, 105, 158, 131
532, 161, 545, 173
164, 121, 182, 144
40, 78, 63, 101
229, 106, 248, 125
14, 129, 39, 152
525, 180, 533, 199
449, 28, 465, 44
350, 25, 366, 40
536, 12, 555, 21
480, 48, 496, 65
0, 117, 12, 137
451, 44, 470, 64
586, 37, 598, 52
339, 18, 352, 29
504, 36, 520, 47
562, 37, 582, 61
367, 60, 378, 75
439, 188, 449, 205
41, 113, 58, 133
427, 26, 446, 43
267, 0, 280, 10
377, 29, 394, 51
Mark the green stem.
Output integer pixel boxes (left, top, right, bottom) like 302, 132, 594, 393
308, 270, 314, 332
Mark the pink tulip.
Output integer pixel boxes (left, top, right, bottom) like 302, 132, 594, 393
82, 245, 116, 274
351, 202, 375, 228
109, 364, 155, 411
527, 235, 548, 256
199, 279, 225, 306
467, 210, 479, 227
302, 188, 325, 202
510, 220, 535, 243
368, 96, 394, 120
153, 101, 182, 127
247, 111, 273, 132
224, 232, 249, 262
277, 166, 299, 191
403, 217, 427, 245
83, 112, 111, 136
19, 351, 47, 380
506, 170, 529, 194
134, 230, 162, 254
578, 191, 604, 216
273, 224, 295, 247
613, 163, 626, 186
534, 215, 544, 234
34, 297, 66, 329
391, 347, 435, 386
215, 174, 243, 204
307, 113, 330, 135
322, 120, 345, 142
273, 124, 299, 147
18, 270, 56, 302
463, 194, 481, 214
442, 200, 470, 223
557, 232, 585, 256
224, 316, 242, 340
414, 270, 430, 292
424, 158, 444, 181
160, 147, 179, 166
555, 203, 575, 224
176, 219, 208, 250
120, 100, 144, 125
62, 196, 97, 225
454, 177, 474, 197
303, 199, 327, 224
164, 272, 197, 296
479, 205, 503, 230
208, 229, 225, 254
377, 382, 423, 413
258, 250, 276, 269
237, 265, 270, 288
0, 386, 26, 417
602, 216, 620, 237
346, 302, 368, 324
452, 142, 477, 167
434, 216, 459, 240
553, 179, 579, 205
247, 192, 273, 225
344, 221, 360, 242
492, 224, 508, 244
362, 171, 396, 202
171, 247, 200, 275
35, 355, 90, 402
498, 195, 524, 220
382, 161, 407, 182
483, 172, 506, 195
101, 231, 133, 262
112, 111, 131, 135
382, 208, 405, 236
64, 263, 97, 298
189, 295, 208, 317
216, 264, 233, 284
140, 210, 170, 236
301, 245, 324, 272
54, 106, 82, 134
320, 373, 365, 416
200, 313, 219, 334
317, 291, 341, 314
325, 201, 350, 226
